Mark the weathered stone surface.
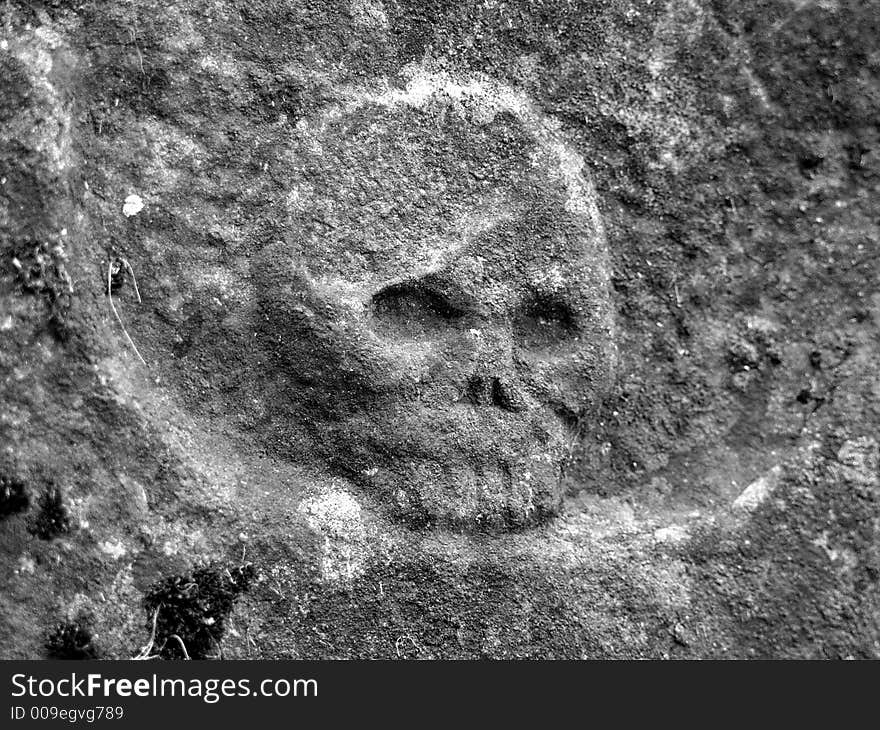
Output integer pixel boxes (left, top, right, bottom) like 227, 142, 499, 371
1, 0, 879, 658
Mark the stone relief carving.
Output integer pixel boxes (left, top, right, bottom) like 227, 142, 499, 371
255, 69, 616, 528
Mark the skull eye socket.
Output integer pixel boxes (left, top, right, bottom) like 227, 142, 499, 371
513, 293, 578, 350
372, 282, 465, 339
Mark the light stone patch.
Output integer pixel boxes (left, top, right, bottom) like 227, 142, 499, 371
733, 465, 782, 512
653, 524, 690, 544
122, 194, 144, 217
98, 539, 128, 560
298, 486, 371, 583
350, 0, 389, 29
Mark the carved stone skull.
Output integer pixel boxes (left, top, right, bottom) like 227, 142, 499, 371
255, 70, 616, 529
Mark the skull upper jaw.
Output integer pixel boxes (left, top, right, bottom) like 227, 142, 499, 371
312, 400, 572, 531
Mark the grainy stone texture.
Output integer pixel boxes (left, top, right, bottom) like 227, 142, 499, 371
1, 0, 879, 658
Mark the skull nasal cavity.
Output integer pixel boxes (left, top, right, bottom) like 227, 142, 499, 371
463, 376, 526, 413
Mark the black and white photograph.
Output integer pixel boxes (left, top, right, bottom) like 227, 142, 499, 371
1, 0, 878, 672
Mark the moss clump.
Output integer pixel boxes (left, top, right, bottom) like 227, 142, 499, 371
0, 476, 29, 518
144, 563, 256, 659
46, 621, 98, 660
11, 237, 74, 340
29, 486, 70, 539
